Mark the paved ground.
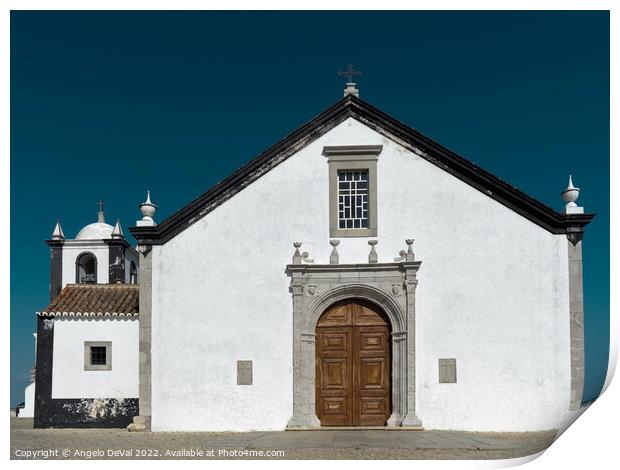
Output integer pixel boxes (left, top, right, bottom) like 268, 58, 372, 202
10, 418, 557, 460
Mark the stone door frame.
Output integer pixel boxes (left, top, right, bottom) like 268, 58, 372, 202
286, 259, 423, 429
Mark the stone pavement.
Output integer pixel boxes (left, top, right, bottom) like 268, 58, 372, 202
10, 418, 557, 460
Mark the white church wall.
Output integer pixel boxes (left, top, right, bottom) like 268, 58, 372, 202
51, 317, 139, 399
151, 117, 571, 432
19, 332, 37, 418
61, 243, 110, 287
19, 383, 35, 418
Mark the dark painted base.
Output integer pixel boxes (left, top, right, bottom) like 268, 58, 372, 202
34, 398, 138, 429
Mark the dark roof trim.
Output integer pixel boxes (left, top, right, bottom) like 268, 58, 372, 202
130, 95, 594, 245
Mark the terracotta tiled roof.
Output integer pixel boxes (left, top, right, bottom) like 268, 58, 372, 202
37, 284, 139, 317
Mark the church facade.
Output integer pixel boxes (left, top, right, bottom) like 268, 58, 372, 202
34, 85, 593, 432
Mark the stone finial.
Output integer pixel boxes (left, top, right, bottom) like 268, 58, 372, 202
111, 219, 124, 239
343, 83, 360, 98
338, 64, 362, 98
561, 175, 584, 214
51, 219, 65, 241
137, 190, 158, 227
329, 240, 340, 265
292, 242, 302, 264
405, 239, 415, 262
368, 240, 378, 264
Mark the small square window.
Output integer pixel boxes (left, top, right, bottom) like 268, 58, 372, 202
84, 341, 112, 371
90, 346, 107, 365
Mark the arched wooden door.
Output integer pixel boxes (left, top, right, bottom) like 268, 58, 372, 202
315, 301, 391, 426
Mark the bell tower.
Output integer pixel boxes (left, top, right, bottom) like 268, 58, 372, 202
45, 202, 140, 299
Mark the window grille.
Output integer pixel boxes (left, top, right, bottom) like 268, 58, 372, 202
90, 346, 107, 365
338, 170, 369, 230
84, 341, 112, 371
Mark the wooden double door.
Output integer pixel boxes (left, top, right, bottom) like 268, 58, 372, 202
315, 301, 391, 426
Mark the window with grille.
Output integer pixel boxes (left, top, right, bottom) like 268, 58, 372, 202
338, 170, 369, 229
324, 145, 381, 237
84, 341, 112, 371
90, 346, 107, 366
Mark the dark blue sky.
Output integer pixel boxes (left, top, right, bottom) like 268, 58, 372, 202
10, 11, 609, 406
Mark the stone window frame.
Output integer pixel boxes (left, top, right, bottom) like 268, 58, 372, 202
324, 145, 383, 238
84, 341, 112, 371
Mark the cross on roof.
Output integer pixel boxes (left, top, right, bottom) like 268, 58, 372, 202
97, 199, 105, 213
337, 63, 362, 83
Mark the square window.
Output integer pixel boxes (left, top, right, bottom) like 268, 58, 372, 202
90, 346, 107, 365
84, 341, 112, 371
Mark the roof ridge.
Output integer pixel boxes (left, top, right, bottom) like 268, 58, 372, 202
129, 95, 593, 245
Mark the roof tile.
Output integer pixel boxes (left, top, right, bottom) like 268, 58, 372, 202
38, 284, 139, 317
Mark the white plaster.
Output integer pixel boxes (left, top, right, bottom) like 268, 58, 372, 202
19, 383, 35, 418
61, 242, 110, 287
75, 222, 114, 240
19, 332, 37, 418
58, 240, 139, 287
565, 206, 584, 214
52, 318, 139, 399
150, 118, 571, 432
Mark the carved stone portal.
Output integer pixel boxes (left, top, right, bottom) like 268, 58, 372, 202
286, 257, 423, 429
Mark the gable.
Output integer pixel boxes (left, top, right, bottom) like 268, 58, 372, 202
129, 95, 593, 245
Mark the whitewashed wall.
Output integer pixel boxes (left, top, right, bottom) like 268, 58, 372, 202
19, 383, 35, 418
19, 333, 37, 418
52, 318, 139, 398
59, 242, 139, 287
151, 118, 570, 432
61, 243, 110, 287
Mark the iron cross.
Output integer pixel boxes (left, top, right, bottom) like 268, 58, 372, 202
337, 63, 362, 82
97, 199, 105, 213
